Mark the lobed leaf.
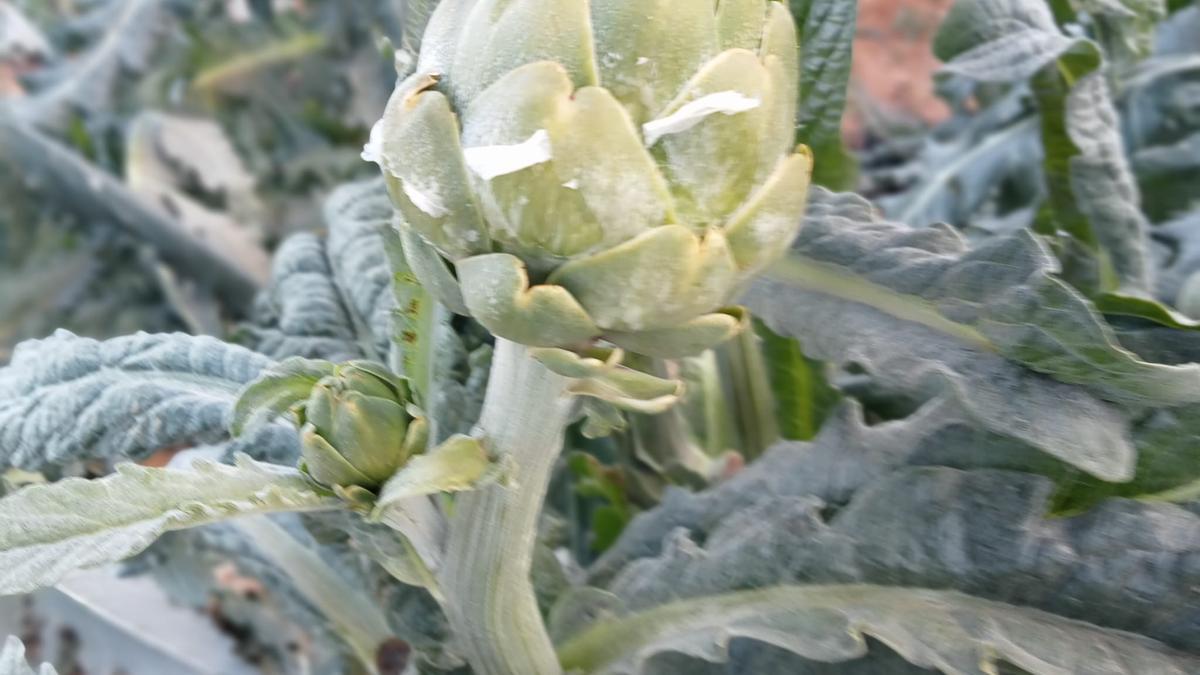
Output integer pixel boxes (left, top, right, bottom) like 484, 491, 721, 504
588, 398, 1062, 585
244, 233, 367, 363
871, 92, 1042, 231
0, 456, 337, 595
746, 190, 1200, 479
559, 584, 1200, 675
582, 446, 1200, 672
1054, 404, 1200, 510
939, 0, 1155, 295
324, 178, 398, 363
0, 331, 296, 469
245, 179, 399, 364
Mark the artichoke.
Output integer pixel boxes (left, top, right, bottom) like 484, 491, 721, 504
299, 361, 428, 489
368, 0, 811, 358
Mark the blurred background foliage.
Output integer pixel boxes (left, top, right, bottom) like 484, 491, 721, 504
0, 0, 421, 360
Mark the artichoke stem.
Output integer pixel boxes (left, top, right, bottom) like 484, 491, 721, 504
440, 339, 573, 675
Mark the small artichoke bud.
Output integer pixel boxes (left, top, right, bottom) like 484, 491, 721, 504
299, 361, 428, 489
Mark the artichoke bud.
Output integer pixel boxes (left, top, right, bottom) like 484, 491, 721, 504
299, 361, 426, 490
368, 0, 812, 358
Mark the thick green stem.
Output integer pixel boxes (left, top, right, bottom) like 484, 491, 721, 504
439, 339, 573, 674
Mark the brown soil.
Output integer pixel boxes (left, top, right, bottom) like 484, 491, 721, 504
845, 0, 954, 145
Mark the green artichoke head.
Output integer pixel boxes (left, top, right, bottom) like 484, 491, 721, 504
299, 361, 429, 489
368, 0, 811, 358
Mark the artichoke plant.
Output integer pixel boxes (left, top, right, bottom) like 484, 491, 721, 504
368, 0, 811, 358
298, 361, 428, 490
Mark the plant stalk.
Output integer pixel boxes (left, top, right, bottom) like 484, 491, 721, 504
439, 339, 573, 674
233, 515, 394, 675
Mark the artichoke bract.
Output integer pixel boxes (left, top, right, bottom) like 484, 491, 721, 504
299, 361, 428, 489
367, 0, 811, 358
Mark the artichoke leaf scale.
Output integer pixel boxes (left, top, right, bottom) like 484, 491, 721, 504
449, 0, 599, 108
461, 62, 674, 263
650, 48, 772, 225
589, 0, 719, 123
373, 78, 489, 260
716, 0, 772, 51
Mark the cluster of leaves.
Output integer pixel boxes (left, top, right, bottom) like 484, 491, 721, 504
549, 0, 1200, 671
863, 0, 1200, 310
1, 1, 1200, 674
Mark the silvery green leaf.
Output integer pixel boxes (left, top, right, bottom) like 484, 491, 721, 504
1038, 45, 1154, 295
325, 178, 398, 363
1154, 5, 1200, 55
1156, 211, 1200, 306
245, 179, 398, 364
244, 233, 366, 363
606, 467, 1200, 638
0, 636, 55, 675
557, 583, 1200, 674
368, 438, 482, 586
746, 190, 1200, 479
373, 435, 493, 513
292, 511, 452, 655
0, 331, 295, 469
214, 425, 302, 466
343, 516, 440, 593
580, 462, 1200, 672
872, 89, 1041, 230
791, 190, 1199, 403
1121, 49, 1200, 222
1054, 404, 1200, 509
938, 0, 1154, 294
0, 455, 337, 595
940, 26, 1075, 82
588, 398, 1060, 586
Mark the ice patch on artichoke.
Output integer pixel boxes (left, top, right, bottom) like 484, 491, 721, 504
360, 118, 385, 165
642, 91, 761, 146
400, 178, 450, 218
463, 129, 554, 180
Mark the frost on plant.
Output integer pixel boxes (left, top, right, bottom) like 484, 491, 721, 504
1, 1, 1200, 675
